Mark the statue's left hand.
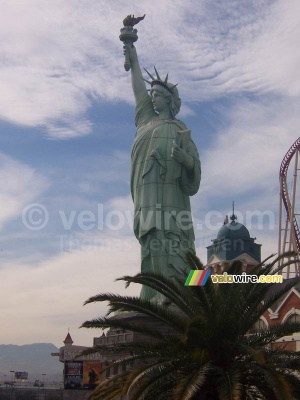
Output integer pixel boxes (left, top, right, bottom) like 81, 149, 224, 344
171, 142, 194, 170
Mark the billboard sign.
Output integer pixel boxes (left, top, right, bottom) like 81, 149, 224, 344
64, 361, 83, 389
15, 372, 28, 380
64, 360, 101, 390
83, 361, 101, 390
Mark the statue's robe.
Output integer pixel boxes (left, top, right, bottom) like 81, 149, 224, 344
131, 95, 201, 300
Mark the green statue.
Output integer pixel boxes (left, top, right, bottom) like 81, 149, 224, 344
120, 16, 201, 301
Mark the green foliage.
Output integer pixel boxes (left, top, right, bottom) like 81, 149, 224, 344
81, 253, 300, 400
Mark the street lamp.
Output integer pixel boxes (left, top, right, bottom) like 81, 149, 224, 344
42, 374, 46, 387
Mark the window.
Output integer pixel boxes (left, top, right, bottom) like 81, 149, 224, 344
248, 319, 268, 334
113, 364, 118, 375
286, 313, 300, 324
105, 361, 110, 378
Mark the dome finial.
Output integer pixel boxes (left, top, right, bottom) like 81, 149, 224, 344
230, 201, 237, 223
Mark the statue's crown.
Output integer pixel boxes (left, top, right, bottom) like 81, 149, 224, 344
143, 67, 178, 94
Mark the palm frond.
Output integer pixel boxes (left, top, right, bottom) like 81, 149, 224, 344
81, 252, 300, 400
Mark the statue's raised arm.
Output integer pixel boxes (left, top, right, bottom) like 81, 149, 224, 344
119, 14, 147, 105
125, 44, 148, 106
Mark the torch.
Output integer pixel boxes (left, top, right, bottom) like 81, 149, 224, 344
119, 14, 145, 71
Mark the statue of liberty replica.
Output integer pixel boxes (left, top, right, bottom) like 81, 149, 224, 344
120, 15, 201, 302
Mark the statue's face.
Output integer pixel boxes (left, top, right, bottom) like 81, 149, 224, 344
151, 88, 169, 113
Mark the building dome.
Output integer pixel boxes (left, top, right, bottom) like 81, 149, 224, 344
217, 221, 251, 240
207, 208, 261, 264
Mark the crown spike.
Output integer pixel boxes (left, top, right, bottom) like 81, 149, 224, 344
169, 83, 178, 90
154, 66, 161, 81
164, 74, 169, 84
143, 67, 155, 80
142, 78, 152, 85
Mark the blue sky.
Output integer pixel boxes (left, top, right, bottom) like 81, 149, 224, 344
0, 0, 299, 348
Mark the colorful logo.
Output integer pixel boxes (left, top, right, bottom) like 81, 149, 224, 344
185, 270, 211, 286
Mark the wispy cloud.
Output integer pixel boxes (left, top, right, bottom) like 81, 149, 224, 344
0, 231, 140, 346
0, 153, 49, 229
200, 96, 299, 197
0, 0, 299, 138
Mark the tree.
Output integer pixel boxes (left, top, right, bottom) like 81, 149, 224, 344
81, 253, 300, 400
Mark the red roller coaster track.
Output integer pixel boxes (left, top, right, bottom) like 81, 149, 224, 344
279, 137, 300, 255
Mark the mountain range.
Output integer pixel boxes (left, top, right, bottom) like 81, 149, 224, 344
0, 343, 62, 382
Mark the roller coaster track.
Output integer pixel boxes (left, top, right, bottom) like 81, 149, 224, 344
279, 137, 300, 268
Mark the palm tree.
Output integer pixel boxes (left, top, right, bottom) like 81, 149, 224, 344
81, 253, 300, 400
